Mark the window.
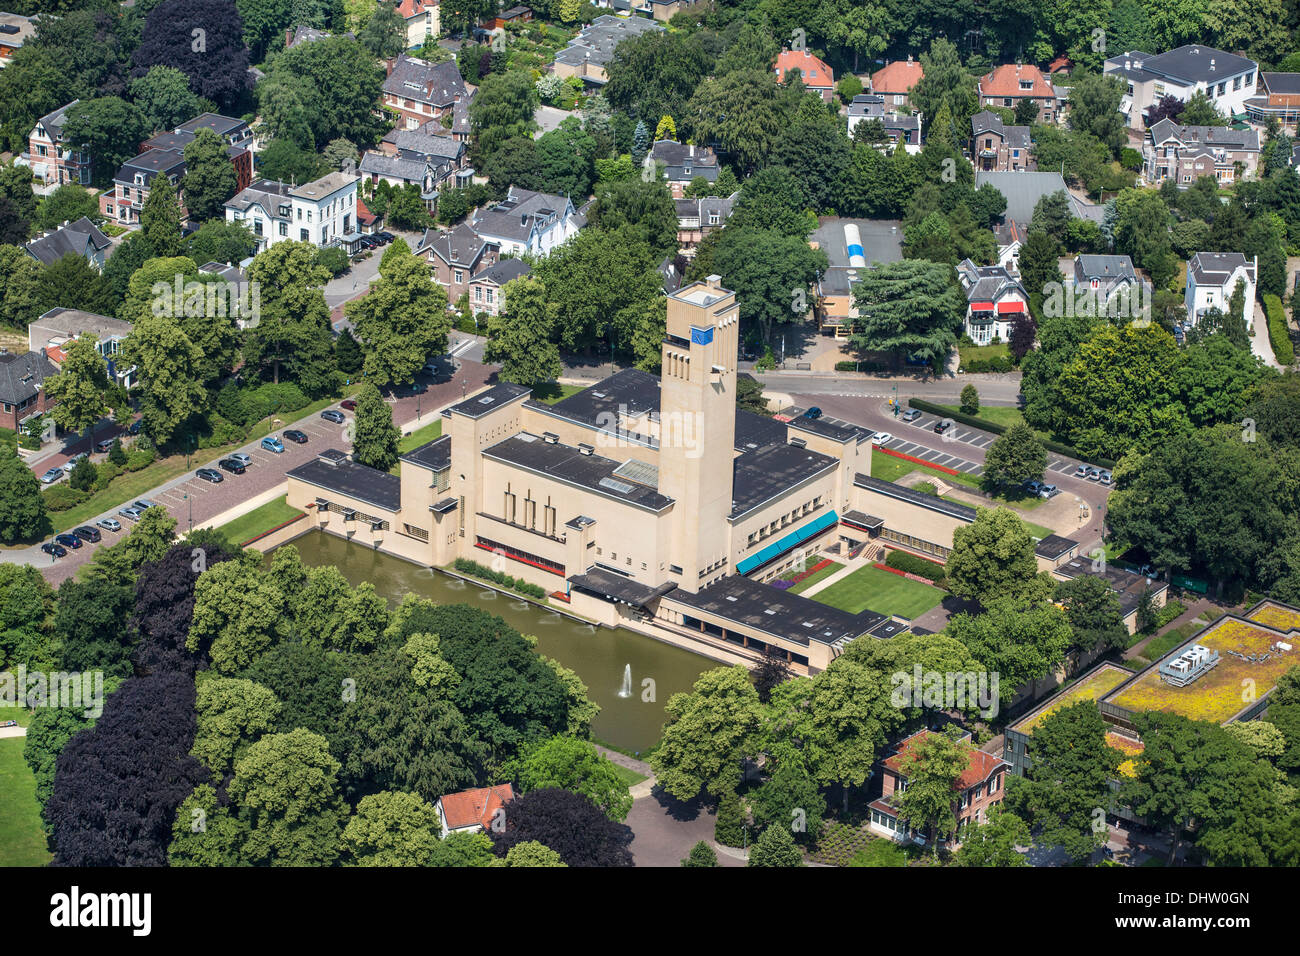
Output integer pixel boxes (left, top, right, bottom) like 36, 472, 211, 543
278, 222, 287, 237
300, 228, 309, 241
486, 288, 494, 304
474, 287, 482, 302
454, 269, 463, 284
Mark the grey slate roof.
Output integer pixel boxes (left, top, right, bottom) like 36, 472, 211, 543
225, 178, 293, 214
0, 350, 58, 406
1121, 45, 1256, 85
971, 110, 1031, 149
381, 123, 464, 160
383, 54, 470, 109
25, 217, 110, 267
469, 258, 530, 286
975, 170, 1101, 227
552, 14, 663, 73
1147, 118, 1259, 151
957, 259, 1028, 304
469, 187, 573, 244
359, 151, 431, 182
35, 100, 78, 140
1188, 251, 1255, 285
419, 221, 491, 267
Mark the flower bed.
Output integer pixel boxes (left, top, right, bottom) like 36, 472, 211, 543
876, 445, 961, 476
771, 557, 834, 590
873, 563, 938, 587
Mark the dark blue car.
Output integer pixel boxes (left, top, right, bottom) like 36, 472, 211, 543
54, 533, 83, 549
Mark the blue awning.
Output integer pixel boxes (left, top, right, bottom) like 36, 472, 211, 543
736, 510, 839, 575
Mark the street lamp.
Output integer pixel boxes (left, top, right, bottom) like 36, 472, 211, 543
892, 384, 898, 417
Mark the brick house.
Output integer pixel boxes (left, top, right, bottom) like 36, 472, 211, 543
970, 110, 1033, 172
417, 220, 498, 304
99, 148, 187, 227
868, 729, 1010, 847
382, 54, 473, 140
1143, 118, 1259, 186
979, 63, 1058, 124
870, 57, 924, 111
0, 348, 58, 434
19, 100, 92, 190
1244, 72, 1300, 133
775, 48, 834, 103
674, 192, 738, 257
648, 139, 719, 197
467, 258, 530, 316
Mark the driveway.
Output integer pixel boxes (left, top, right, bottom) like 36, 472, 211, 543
625, 789, 745, 868
3, 358, 497, 585
1250, 299, 1283, 368
533, 105, 572, 139
324, 228, 427, 313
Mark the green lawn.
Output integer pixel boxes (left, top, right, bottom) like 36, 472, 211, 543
935, 403, 1027, 430
871, 451, 1043, 511
784, 560, 844, 595
0, 733, 50, 867
811, 565, 945, 620
214, 496, 305, 547
611, 763, 648, 789
531, 383, 586, 405
397, 419, 443, 456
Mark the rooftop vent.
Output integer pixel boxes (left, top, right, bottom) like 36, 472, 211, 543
578, 443, 594, 456
542, 432, 559, 443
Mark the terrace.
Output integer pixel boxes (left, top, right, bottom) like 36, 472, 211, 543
1104, 607, 1300, 725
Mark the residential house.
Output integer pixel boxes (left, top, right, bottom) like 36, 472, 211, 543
197, 262, 256, 329
0, 11, 34, 67
467, 258, 530, 316
847, 95, 922, 154
24, 217, 112, 270
975, 169, 1105, 235
1184, 252, 1257, 324
551, 15, 663, 86
991, 219, 1025, 275
359, 152, 443, 210
1069, 254, 1152, 319
29, 308, 135, 390
395, 0, 440, 49
870, 57, 923, 111
382, 54, 472, 139
979, 64, 1059, 124
417, 220, 498, 304
486, 6, 532, 29
139, 112, 254, 194
19, 100, 91, 190
98, 147, 187, 227
811, 218, 904, 337
380, 120, 466, 168
356, 196, 382, 235
0, 348, 57, 434
434, 784, 515, 839
1143, 118, 1259, 186
674, 192, 738, 258
648, 139, 719, 197
957, 258, 1029, 345
775, 48, 834, 104
467, 185, 582, 257
970, 110, 1033, 172
224, 172, 360, 253
1244, 72, 1300, 133
1104, 46, 1258, 131
868, 729, 1010, 847
365, 121, 470, 207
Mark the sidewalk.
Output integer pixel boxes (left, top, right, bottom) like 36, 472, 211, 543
1250, 300, 1282, 369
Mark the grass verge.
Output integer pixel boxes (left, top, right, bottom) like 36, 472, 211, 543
215, 496, 305, 547
811, 565, 945, 619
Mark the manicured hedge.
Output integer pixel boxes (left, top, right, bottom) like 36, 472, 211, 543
1264, 294, 1294, 365
884, 549, 946, 583
452, 557, 547, 600
905, 399, 1115, 469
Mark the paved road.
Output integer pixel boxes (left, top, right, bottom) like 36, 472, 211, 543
756, 370, 1025, 405
4, 358, 496, 586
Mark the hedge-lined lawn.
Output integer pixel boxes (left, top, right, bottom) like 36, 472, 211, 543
785, 560, 844, 594
215, 496, 304, 547
935, 403, 1026, 430
811, 566, 945, 619
871, 452, 1043, 510
0, 736, 50, 867
397, 419, 443, 456
957, 342, 1011, 365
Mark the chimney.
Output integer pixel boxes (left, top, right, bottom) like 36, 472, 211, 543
706, 273, 721, 289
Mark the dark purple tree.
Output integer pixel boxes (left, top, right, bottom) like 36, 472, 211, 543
1008, 313, 1038, 362
1145, 95, 1184, 126
131, 0, 251, 109
45, 670, 211, 866
489, 788, 634, 867
132, 540, 236, 677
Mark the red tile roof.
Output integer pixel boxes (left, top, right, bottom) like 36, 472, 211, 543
438, 783, 515, 830
980, 63, 1054, 99
1048, 56, 1072, 74
395, 0, 434, 18
871, 59, 924, 94
883, 729, 1008, 790
775, 49, 834, 90
356, 196, 379, 227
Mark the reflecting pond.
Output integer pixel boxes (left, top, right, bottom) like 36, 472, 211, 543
275, 531, 718, 753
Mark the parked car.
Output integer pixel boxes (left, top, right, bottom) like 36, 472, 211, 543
55, 532, 83, 549
119, 506, 143, 522
1085, 467, 1101, 481
374, 231, 395, 244
72, 525, 101, 543
803, 406, 823, 420
229, 453, 252, 466
96, 517, 122, 533
901, 408, 922, 422
284, 429, 308, 444
40, 467, 64, 484
872, 432, 893, 446
1074, 464, 1089, 479
62, 452, 88, 473
41, 542, 68, 558
340, 399, 357, 411
1099, 470, 1113, 485
1024, 480, 1044, 496
127, 419, 143, 435
320, 409, 346, 424
219, 457, 247, 474
196, 467, 223, 483
134, 498, 160, 511
95, 438, 115, 453
1040, 484, 1060, 499
261, 436, 285, 453
934, 419, 952, 434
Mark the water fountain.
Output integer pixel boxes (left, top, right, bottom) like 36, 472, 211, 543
617, 664, 632, 698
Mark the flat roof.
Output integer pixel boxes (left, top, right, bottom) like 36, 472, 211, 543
446, 382, 531, 419
666, 574, 885, 647
854, 473, 978, 522
287, 452, 401, 513
731, 444, 838, 519
569, 568, 675, 607
1010, 662, 1134, 736
400, 434, 451, 471
1053, 558, 1166, 616
483, 432, 674, 513
1035, 533, 1079, 560
1103, 603, 1300, 724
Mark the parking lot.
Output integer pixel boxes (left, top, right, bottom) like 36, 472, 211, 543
889, 413, 1094, 479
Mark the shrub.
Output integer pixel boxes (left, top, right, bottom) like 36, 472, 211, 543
126, 448, 156, 471
68, 457, 97, 492
714, 789, 746, 847
93, 461, 122, 492
884, 549, 946, 583
108, 438, 127, 466
42, 484, 87, 512
959, 384, 979, 415
1267, 294, 1293, 365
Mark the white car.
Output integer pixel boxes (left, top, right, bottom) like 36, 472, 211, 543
229, 453, 252, 466
872, 432, 893, 446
